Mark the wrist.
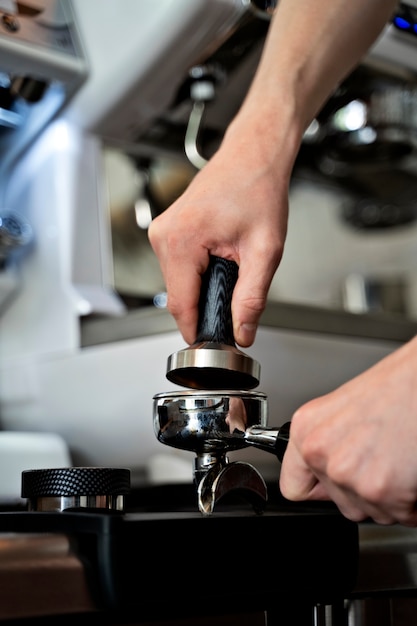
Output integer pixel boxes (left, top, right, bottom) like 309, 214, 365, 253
222, 94, 304, 180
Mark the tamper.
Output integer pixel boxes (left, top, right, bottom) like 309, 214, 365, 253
166, 256, 260, 389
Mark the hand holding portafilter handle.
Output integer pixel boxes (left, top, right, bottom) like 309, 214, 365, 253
166, 256, 260, 389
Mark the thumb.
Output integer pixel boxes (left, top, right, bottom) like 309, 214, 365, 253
231, 258, 277, 347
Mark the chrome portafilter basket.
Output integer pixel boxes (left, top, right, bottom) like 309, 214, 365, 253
153, 389, 290, 515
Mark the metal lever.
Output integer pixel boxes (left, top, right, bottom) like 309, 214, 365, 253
185, 99, 209, 170
184, 64, 224, 170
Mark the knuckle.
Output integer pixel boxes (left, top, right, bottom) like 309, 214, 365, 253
356, 473, 391, 504
240, 293, 267, 316
290, 401, 321, 442
336, 503, 369, 523
301, 433, 326, 468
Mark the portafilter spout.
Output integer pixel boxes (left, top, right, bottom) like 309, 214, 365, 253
166, 256, 260, 390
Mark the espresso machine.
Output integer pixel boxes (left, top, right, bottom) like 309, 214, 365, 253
0, 0, 266, 481
0, 0, 416, 484
1, 2, 417, 624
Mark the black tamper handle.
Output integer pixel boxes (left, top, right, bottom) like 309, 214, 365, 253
165, 255, 260, 389
196, 256, 238, 345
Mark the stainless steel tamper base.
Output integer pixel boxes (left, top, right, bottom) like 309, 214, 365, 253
166, 342, 261, 389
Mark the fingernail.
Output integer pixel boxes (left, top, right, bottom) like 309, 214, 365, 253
236, 323, 257, 347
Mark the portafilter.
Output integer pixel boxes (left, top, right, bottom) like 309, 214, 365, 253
153, 389, 290, 514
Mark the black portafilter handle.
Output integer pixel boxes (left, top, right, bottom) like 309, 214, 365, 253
240, 421, 291, 462
166, 256, 261, 389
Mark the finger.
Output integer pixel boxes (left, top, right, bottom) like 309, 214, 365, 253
164, 252, 209, 345
148, 214, 208, 344
281, 438, 391, 522
398, 509, 417, 527
281, 462, 378, 522
279, 441, 322, 500
232, 249, 280, 347
315, 481, 395, 524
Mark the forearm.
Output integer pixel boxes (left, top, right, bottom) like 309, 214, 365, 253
224, 0, 398, 171
148, 0, 399, 347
